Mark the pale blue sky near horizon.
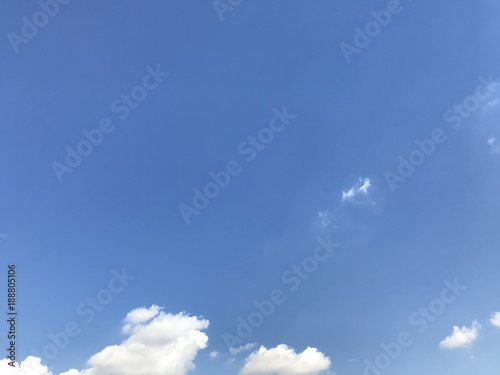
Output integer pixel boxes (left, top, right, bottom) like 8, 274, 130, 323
1, 1, 500, 374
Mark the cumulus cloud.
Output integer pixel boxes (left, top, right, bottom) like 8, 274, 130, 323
230, 343, 257, 355
341, 178, 372, 203
1, 308, 330, 375
0, 356, 53, 375
239, 344, 331, 375
63, 305, 209, 375
439, 321, 481, 349
490, 312, 500, 327
122, 304, 162, 333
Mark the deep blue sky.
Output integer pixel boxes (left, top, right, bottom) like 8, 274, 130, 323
1, 1, 500, 374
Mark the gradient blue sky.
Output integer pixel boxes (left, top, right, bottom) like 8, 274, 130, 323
1, 1, 500, 374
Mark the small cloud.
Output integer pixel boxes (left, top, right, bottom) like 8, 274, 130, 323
210, 351, 219, 359
318, 210, 331, 227
230, 343, 257, 355
439, 321, 481, 349
317, 208, 341, 229
490, 312, 500, 327
342, 177, 372, 203
239, 344, 331, 375
487, 137, 500, 155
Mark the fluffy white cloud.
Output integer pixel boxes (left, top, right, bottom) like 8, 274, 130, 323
342, 178, 372, 203
63, 305, 209, 375
1, 308, 330, 375
490, 312, 500, 327
122, 304, 162, 333
439, 321, 481, 349
0, 356, 53, 375
239, 344, 331, 375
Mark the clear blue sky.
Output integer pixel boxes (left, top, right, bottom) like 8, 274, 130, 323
1, 1, 500, 374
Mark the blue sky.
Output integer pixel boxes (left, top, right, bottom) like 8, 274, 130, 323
1, 0, 500, 374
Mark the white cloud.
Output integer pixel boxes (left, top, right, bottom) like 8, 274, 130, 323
487, 137, 500, 155
439, 321, 481, 349
341, 178, 372, 203
0, 356, 53, 375
490, 312, 500, 327
239, 344, 331, 375
122, 304, 162, 333
1, 308, 330, 375
62, 306, 209, 375
318, 210, 331, 227
230, 343, 257, 355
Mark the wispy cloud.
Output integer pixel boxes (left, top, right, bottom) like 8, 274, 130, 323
342, 177, 372, 203
318, 210, 331, 227
439, 321, 481, 349
487, 137, 500, 155
230, 343, 257, 355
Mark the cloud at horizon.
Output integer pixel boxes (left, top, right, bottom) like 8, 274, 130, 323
0, 307, 331, 375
